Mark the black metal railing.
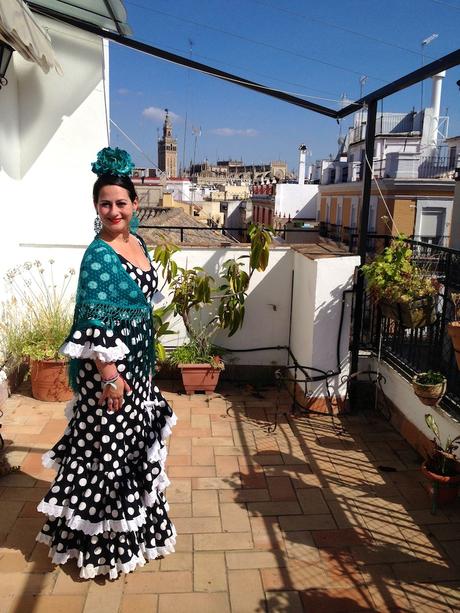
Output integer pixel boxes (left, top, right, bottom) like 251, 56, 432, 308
418, 156, 456, 179
358, 236, 460, 415
139, 224, 318, 243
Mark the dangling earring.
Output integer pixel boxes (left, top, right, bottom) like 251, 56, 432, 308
130, 210, 140, 233
94, 215, 102, 234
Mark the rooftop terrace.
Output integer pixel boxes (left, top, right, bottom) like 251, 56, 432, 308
1, 382, 460, 612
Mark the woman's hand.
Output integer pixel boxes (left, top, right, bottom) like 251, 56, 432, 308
98, 376, 131, 412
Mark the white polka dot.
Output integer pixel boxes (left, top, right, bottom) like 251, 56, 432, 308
73, 330, 82, 340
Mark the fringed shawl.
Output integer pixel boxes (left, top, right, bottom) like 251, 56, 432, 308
66, 235, 155, 392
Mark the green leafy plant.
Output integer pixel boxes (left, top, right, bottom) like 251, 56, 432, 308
414, 371, 446, 386
167, 335, 224, 370
425, 413, 460, 476
362, 236, 437, 304
152, 224, 272, 365
0, 261, 75, 366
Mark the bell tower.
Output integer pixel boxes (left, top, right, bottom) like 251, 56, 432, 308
157, 109, 178, 178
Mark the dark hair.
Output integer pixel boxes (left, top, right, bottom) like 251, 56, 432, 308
93, 174, 138, 203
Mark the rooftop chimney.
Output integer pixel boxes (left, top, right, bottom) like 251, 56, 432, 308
421, 71, 446, 152
428, 71, 446, 150
298, 144, 307, 185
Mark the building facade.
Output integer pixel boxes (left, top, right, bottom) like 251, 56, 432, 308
317, 74, 455, 248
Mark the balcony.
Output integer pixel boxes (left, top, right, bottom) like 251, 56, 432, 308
321, 153, 457, 184
2, 240, 460, 609
348, 111, 425, 145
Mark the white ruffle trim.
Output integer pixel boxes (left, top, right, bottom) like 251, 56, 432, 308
37, 499, 149, 535
36, 528, 176, 580
60, 340, 129, 362
64, 397, 77, 421
42, 450, 61, 471
146, 412, 177, 464
37, 462, 171, 536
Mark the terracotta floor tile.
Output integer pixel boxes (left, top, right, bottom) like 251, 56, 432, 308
9, 594, 86, 613
2, 385, 460, 609
194, 552, 227, 592
158, 592, 230, 613
299, 587, 375, 612
119, 593, 158, 613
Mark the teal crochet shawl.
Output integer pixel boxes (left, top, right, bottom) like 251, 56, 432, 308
66, 234, 155, 393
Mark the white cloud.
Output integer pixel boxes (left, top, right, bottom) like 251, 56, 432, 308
142, 106, 180, 122
210, 127, 258, 137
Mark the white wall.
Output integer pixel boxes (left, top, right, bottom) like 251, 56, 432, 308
0, 16, 109, 284
369, 359, 460, 452
290, 252, 359, 398
275, 184, 318, 219
154, 247, 293, 366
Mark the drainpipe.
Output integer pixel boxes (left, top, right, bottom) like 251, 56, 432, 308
349, 100, 378, 410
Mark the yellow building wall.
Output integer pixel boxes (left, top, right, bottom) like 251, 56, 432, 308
392, 198, 416, 236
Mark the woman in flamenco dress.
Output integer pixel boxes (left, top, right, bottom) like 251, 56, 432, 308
36, 147, 177, 579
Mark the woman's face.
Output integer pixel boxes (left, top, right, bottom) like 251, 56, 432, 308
95, 184, 138, 236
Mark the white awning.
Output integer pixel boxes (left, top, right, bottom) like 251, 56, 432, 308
0, 0, 62, 74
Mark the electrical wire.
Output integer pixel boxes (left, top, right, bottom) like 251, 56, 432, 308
109, 118, 164, 172
124, 0, 388, 83
429, 0, 460, 10
364, 150, 400, 236
249, 0, 438, 60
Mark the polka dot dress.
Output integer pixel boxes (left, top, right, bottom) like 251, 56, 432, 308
36, 246, 177, 580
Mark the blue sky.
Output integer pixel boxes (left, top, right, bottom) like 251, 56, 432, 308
109, 0, 460, 173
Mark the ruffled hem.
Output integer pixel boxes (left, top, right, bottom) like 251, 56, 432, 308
146, 412, 177, 464
37, 500, 148, 535
60, 340, 129, 362
42, 450, 61, 471
64, 397, 77, 421
36, 529, 176, 580
37, 462, 171, 535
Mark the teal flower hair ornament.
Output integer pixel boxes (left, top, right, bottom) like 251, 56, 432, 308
91, 147, 135, 177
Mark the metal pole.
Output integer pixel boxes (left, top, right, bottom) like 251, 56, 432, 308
349, 99, 378, 410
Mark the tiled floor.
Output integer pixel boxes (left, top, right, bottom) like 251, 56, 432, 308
0, 381, 459, 612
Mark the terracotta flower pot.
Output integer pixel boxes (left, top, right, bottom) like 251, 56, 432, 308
412, 376, 446, 406
179, 363, 222, 395
30, 359, 73, 402
421, 460, 460, 507
447, 322, 460, 370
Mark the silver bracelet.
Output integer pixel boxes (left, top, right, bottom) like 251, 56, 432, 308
101, 373, 119, 389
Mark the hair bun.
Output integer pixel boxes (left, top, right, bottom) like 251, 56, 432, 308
91, 147, 135, 177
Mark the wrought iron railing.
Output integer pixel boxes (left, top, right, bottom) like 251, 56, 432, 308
357, 236, 460, 415
139, 224, 318, 243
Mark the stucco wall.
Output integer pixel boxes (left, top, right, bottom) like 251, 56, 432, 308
0, 16, 109, 284
275, 184, 318, 219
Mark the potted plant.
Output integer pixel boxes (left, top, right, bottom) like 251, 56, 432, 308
422, 413, 460, 510
412, 371, 447, 406
361, 237, 438, 328
1, 261, 74, 401
153, 224, 272, 394
447, 292, 460, 369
